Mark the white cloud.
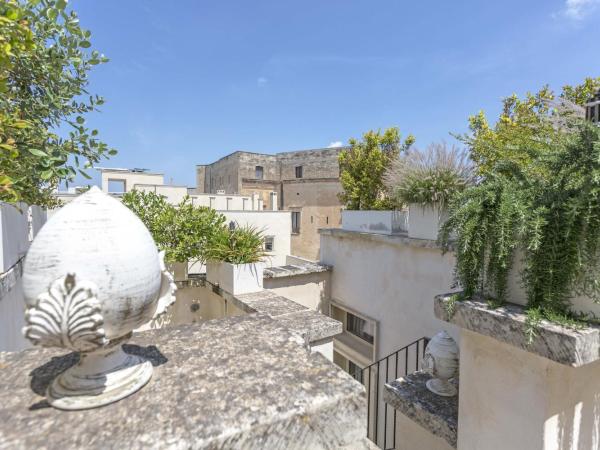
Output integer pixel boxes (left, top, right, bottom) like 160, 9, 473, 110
328, 141, 344, 148
563, 0, 599, 19
257, 77, 268, 87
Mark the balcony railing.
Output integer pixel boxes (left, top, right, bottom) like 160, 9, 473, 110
361, 337, 429, 449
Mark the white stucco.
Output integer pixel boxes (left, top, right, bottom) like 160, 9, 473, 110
98, 168, 164, 193
458, 329, 600, 450
223, 211, 291, 267
320, 230, 459, 360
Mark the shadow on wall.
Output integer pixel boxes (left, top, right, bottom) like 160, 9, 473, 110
554, 362, 600, 449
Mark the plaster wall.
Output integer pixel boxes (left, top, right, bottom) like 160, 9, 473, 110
394, 413, 454, 450
0, 280, 28, 352
457, 329, 600, 450
100, 170, 163, 193
263, 271, 330, 313
320, 230, 459, 359
134, 184, 189, 204
1, 203, 30, 272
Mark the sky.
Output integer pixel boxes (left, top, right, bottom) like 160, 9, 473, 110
70, 0, 600, 187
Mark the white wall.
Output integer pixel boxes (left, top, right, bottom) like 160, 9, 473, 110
320, 230, 459, 360
99, 170, 164, 193
223, 211, 291, 267
264, 271, 330, 312
0, 203, 46, 352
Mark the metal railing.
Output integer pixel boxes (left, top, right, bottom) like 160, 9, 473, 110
362, 337, 429, 449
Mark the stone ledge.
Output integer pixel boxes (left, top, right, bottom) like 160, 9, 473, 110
0, 315, 367, 449
384, 371, 458, 448
435, 293, 600, 367
263, 263, 331, 279
319, 228, 446, 250
175, 278, 342, 346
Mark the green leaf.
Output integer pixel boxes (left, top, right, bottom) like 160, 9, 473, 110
108, 149, 118, 156
28, 148, 49, 157
56, 0, 68, 10
80, 40, 91, 48
40, 170, 54, 180
78, 169, 92, 179
76, 116, 85, 124
46, 8, 58, 20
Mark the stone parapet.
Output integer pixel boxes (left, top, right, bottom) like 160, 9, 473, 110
434, 293, 600, 367
0, 314, 368, 449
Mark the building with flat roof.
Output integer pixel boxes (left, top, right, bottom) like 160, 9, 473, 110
196, 147, 346, 260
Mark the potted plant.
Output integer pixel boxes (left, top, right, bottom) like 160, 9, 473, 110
206, 224, 266, 295
385, 142, 473, 240
122, 190, 226, 282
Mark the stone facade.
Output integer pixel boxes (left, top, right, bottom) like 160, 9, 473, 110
197, 148, 345, 260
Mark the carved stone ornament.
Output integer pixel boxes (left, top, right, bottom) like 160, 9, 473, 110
22, 187, 176, 410
422, 330, 459, 397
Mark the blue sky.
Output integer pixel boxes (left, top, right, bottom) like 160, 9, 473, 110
71, 0, 600, 187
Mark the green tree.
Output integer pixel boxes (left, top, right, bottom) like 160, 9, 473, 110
122, 190, 227, 265
461, 78, 600, 180
338, 127, 414, 210
0, 0, 115, 207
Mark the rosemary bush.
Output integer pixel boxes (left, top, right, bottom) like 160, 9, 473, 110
441, 121, 600, 319
385, 142, 474, 208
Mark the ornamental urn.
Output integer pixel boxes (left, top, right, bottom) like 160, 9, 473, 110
422, 330, 459, 397
22, 187, 175, 410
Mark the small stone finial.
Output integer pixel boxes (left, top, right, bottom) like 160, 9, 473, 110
22, 186, 176, 410
422, 331, 459, 397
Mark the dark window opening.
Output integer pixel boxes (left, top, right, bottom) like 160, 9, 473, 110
347, 313, 374, 344
264, 236, 274, 252
291, 211, 301, 233
295, 166, 303, 178
255, 166, 264, 180
348, 360, 364, 384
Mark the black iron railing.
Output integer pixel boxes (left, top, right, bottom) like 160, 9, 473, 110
362, 337, 429, 449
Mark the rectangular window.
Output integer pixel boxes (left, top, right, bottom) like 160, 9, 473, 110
291, 211, 301, 234
107, 179, 126, 193
348, 360, 364, 384
346, 313, 374, 344
264, 236, 275, 252
295, 166, 303, 178
255, 166, 264, 180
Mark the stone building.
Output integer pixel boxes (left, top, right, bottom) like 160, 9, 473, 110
196, 148, 345, 260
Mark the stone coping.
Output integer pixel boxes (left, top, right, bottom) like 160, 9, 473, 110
384, 371, 458, 448
263, 262, 331, 279
319, 228, 448, 250
435, 293, 600, 367
176, 278, 342, 345
0, 315, 369, 449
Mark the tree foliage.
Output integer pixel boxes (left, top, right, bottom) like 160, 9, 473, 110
0, 0, 115, 207
338, 127, 414, 210
441, 79, 600, 322
122, 190, 226, 265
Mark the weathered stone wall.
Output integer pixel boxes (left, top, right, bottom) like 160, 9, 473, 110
277, 147, 343, 180
238, 152, 279, 182
195, 165, 207, 193
200, 152, 242, 194
283, 180, 343, 260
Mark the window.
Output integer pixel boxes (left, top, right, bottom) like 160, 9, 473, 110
295, 166, 303, 178
348, 360, 364, 384
107, 179, 126, 193
255, 166, 264, 180
264, 236, 275, 252
347, 313, 374, 344
291, 211, 301, 233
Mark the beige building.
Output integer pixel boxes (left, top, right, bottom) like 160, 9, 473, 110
196, 148, 345, 260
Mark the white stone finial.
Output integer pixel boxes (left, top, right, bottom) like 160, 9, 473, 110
422, 330, 459, 397
22, 186, 176, 410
